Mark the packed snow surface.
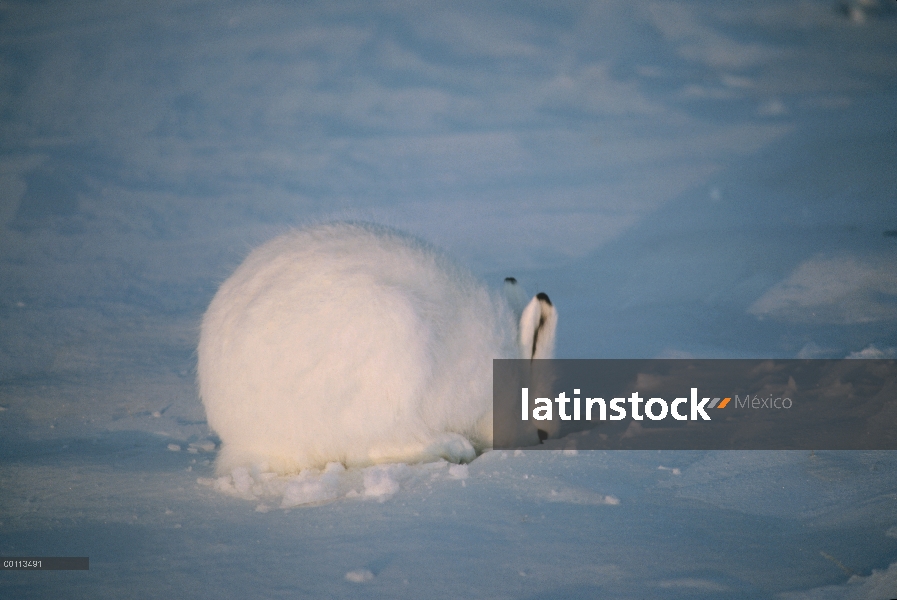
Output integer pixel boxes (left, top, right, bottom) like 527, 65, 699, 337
1, 0, 896, 598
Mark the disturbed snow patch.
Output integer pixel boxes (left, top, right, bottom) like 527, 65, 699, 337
199, 459, 459, 508
362, 463, 411, 501
198, 450, 623, 510
282, 463, 345, 507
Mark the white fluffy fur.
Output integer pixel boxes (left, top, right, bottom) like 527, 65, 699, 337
197, 222, 556, 474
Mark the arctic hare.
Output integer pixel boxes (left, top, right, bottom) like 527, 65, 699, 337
198, 222, 556, 474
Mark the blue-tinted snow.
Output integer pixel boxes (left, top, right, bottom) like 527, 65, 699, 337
1, 0, 895, 598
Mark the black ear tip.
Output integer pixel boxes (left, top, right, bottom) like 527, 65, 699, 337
536, 292, 552, 306
504, 277, 517, 284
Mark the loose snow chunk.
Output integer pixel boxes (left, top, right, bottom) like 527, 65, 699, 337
231, 466, 253, 495
188, 440, 216, 452
448, 464, 469, 480
363, 463, 409, 500
281, 462, 344, 508
167, 443, 181, 452
345, 569, 374, 583
281, 477, 337, 508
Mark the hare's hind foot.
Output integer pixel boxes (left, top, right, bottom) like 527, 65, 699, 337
368, 432, 477, 465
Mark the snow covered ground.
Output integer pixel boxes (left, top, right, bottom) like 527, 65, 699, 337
1, 0, 896, 597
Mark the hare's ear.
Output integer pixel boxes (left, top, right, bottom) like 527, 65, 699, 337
503, 277, 529, 318
519, 293, 557, 359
